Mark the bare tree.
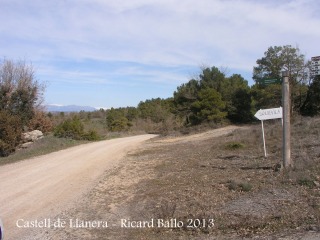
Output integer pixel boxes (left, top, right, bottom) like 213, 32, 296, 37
0, 59, 45, 126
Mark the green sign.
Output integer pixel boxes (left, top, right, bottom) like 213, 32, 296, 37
258, 78, 282, 86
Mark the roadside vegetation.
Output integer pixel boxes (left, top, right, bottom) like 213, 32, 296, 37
1, 45, 319, 165
43, 116, 320, 239
0, 136, 89, 166
119, 116, 320, 239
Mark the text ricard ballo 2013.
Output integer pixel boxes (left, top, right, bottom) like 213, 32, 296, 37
16, 218, 215, 229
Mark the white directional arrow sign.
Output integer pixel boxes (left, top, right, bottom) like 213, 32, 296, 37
254, 107, 282, 120
254, 107, 283, 158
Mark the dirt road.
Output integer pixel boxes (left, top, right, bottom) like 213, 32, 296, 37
0, 134, 155, 239
33, 126, 246, 240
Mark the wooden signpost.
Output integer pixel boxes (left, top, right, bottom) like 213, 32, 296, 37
282, 71, 291, 168
255, 72, 291, 168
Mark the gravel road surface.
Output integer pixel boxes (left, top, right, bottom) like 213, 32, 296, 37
0, 134, 155, 239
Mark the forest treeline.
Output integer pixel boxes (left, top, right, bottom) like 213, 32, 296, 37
1, 45, 320, 156
102, 45, 320, 133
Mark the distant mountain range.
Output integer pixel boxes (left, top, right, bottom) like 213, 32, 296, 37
45, 104, 97, 112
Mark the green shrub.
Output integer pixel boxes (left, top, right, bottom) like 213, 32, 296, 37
108, 116, 131, 132
297, 177, 316, 188
54, 117, 101, 141
82, 130, 100, 141
227, 180, 238, 191
227, 180, 252, 192
106, 108, 132, 132
0, 110, 22, 157
239, 182, 253, 192
225, 142, 245, 150
54, 117, 84, 140
0, 59, 45, 127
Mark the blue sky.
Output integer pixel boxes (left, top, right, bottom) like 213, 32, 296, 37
1, 0, 320, 109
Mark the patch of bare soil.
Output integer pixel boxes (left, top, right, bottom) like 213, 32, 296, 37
37, 121, 320, 239
154, 125, 243, 143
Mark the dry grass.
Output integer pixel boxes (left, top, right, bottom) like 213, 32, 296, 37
0, 134, 90, 165
118, 117, 320, 239
28, 117, 320, 239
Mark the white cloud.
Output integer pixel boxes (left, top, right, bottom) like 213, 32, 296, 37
2, 0, 319, 65
1, 0, 320, 106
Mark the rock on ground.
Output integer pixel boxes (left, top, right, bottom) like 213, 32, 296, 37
22, 130, 43, 142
